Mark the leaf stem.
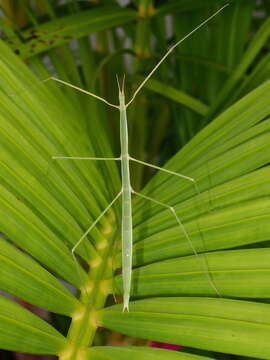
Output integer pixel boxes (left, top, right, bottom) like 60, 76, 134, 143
59, 214, 117, 360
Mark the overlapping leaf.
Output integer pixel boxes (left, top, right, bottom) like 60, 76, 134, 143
0, 295, 66, 354
0, 1, 269, 359
98, 298, 270, 359
86, 346, 214, 360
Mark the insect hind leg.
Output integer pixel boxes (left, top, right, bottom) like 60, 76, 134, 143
132, 188, 220, 297
72, 190, 122, 255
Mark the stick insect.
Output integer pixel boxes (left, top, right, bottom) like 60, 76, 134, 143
49, 4, 228, 311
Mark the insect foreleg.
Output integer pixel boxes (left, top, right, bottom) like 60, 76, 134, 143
45, 77, 119, 109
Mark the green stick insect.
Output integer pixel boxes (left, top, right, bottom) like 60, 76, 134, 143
50, 4, 228, 311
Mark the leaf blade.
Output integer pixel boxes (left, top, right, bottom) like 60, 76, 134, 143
0, 295, 66, 354
86, 346, 214, 360
0, 237, 80, 315
98, 298, 270, 359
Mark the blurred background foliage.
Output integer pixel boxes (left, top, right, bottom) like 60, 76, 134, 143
1, 0, 270, 359
2, 0, 269, 189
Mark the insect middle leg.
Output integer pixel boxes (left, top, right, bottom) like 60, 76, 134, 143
130, 158, 220, 297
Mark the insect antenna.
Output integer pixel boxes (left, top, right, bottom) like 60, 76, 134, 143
126, 3, 229, 107
116, 74, 126, 95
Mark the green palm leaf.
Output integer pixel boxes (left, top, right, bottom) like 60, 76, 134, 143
0, 1, 269, 360
98, 298, 270, 359
0, 295, 66, 354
